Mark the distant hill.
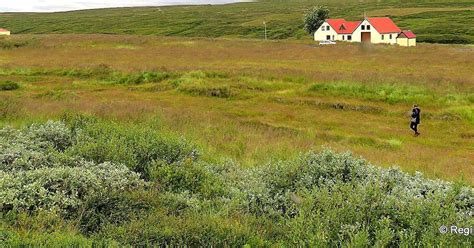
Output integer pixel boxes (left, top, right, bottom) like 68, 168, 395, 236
0, 0, 473, 44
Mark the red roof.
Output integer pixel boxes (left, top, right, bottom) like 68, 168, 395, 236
338, 21, 361, 34
0, 28, 9, 32
326, 19, 361, 34
366, 17, 401, 34
399, 30, 416, 39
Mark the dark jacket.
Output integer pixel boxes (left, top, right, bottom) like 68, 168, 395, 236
411, 107, 421, 124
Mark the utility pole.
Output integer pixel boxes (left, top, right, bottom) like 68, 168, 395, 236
263, 21, 267, 40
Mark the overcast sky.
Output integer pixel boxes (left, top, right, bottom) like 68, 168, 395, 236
0, 0, 248, 12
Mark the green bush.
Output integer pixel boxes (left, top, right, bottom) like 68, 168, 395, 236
116, 71, 177, 84
0, 38, 32, 50
77, 192, 150, 234
178, 84, 233, 98
0, 81, 20, 91
0, 119, 472, 246
148, 160, 226, 198
63, 116, 199, 179
237, 150, 473, 246
0, 121, 145, 213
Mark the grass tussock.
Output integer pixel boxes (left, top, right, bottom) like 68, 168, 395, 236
308, 81, 473, 106
0, 81, 20, 91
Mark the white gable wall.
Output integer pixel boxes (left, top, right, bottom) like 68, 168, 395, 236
314, 22, 339, 41
352, 19, 398, 44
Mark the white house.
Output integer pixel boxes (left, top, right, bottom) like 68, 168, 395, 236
0, 28, 11, 36
314, 17, 413, 46
314, 19, 360, 42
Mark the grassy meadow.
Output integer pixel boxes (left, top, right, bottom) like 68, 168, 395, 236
0, 33, 473, 245
1, 34, 473, 182
1, 0, 474, 43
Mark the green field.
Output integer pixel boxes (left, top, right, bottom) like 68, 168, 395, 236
1, 0, 474, 43
0, 0, 473, 246
0, 34, 473, 246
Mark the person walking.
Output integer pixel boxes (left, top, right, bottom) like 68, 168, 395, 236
410, 105, 421, 136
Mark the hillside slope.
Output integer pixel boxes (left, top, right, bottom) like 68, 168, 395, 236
0, 0, 473, 43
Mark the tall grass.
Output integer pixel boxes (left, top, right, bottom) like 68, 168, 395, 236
308, 81, 474, 105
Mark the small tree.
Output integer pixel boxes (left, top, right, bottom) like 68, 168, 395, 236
304, 6, 330, 35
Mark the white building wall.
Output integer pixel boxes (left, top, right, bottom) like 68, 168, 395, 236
315, 19, 400, 45
397, 38, 416, 47
339, 34, 355, 42
314, 22, 339, 41
352, 20, 375, 43
378, 32, 398, 45
0, 31, 10, 36
352, 19, 398, 45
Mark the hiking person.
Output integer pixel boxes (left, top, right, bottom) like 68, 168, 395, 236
410, 105, 421, 136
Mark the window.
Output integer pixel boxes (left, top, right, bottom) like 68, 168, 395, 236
367, 25, 371, 30
326, 35, 330, 40
381, 34, 384, 40
326, 26, 330, 31
342, 35, 345, 40
361, 25, 365, 30
389, 34, 392, 39
348, 35, 352, 41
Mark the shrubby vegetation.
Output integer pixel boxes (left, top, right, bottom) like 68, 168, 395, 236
0, 121, 145, 213
0, 38, 33, 50
0, 81, 19, 91
1, 117, 472, 246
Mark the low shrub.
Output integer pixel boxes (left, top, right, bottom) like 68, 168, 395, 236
1, 119, 472, 247
77, 192, 150, 234
0, 38, 32, 50
0, 121, 145, 214
178, 84, 232, 98
237, 150, 473, 246
63, 116, 199, 179
116, 71, 177, 84
148, 160, 226, 198
0, 161, 145, 213
0, 81, 20, 91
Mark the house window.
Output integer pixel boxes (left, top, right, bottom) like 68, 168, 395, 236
348, 35, 352, 41
367, 25, 371, 30
326, 35, 330, 40
342, 35, 345, 40
389, 34, 392, 39
361, 25, 365, 30
326, 26, 330, 31
381, 34, 384, 40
